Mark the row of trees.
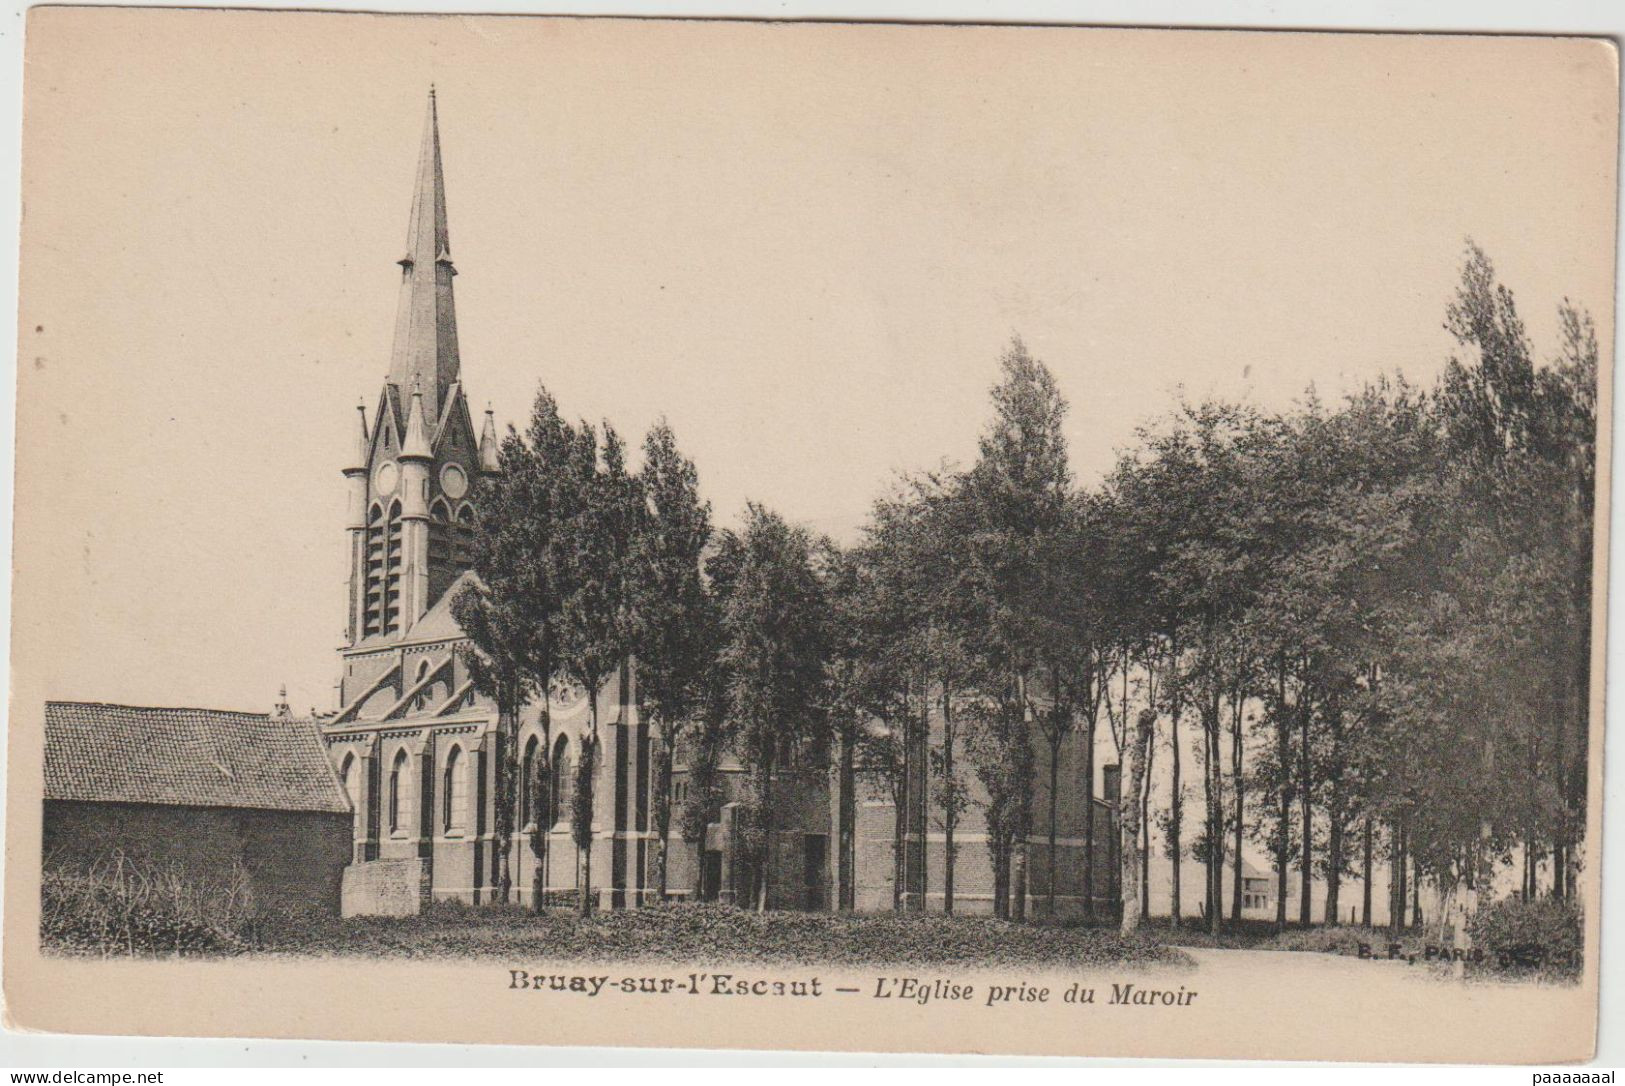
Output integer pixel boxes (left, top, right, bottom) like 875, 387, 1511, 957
450, 396, 712, 915
456, 242, 1596, 931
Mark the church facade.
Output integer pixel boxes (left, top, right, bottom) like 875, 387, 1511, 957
319, 92, 1119, 917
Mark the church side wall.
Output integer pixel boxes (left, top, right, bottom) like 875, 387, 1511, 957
852, 711, 1121, 917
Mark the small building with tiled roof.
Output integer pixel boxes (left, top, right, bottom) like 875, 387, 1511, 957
43, 702, 353, 915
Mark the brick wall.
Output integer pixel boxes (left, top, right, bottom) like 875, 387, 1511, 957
42, 799, 351, 915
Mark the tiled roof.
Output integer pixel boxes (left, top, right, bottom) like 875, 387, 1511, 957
44, 701, 351, 814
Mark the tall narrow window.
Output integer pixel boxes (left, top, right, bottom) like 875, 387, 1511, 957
442, 746, 463, 832
551, 735, 572, 827
383, 501, 404, 634
428, 498, 452, 594
363, 503, 388, 637
388, 749, 409, 834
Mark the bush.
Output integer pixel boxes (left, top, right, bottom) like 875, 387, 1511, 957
1466, 896, 1582, 978
40, 853, 263, 957
1267, 926, 1378, 955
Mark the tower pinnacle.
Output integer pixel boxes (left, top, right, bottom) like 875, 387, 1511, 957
479, 405, 501, 475
401, 380, 432, 461
387, 87, 459, 424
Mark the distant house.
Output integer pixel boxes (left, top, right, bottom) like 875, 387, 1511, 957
1239, 859, 1274, 917
43, 701, 353, 914
1144, 853, 1280, 922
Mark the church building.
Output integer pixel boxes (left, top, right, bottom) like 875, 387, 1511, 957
319, 91, 1118, 918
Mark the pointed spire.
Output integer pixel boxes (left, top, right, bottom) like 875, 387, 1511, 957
479, 403, 501, 475
401, 380, 432, 461
387, 87, 460, 424
345, 400, 370, 473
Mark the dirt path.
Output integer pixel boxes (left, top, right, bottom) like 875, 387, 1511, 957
1182, 944, 1436, 985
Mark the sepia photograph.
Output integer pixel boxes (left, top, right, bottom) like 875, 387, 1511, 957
3, 8, 1617, 1064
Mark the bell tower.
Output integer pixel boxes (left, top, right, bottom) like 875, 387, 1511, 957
344, 89, 500, 646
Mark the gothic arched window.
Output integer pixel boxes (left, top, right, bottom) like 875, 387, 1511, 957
429, 497, 452, 585
551, 734, 572, 827
442, 746, 464, 832
388, 748, 410, 834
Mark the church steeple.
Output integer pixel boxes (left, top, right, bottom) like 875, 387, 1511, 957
344, 90, 487, 650
387, 87, 459, 424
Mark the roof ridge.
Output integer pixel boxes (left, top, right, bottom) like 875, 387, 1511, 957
46, 699, 270, 718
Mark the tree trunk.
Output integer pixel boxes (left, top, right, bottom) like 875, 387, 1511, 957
1410, 854, 1422, 930
1389, 821, 1405, 937
892, 772, 906, 914
1361, 817, 1373, 927
652, 726, 674, 903
1206, 695, 1222, 936
1230, 694, 1244, 925
1200, 702, 1214, 930
1119, 708, 1154, 935
1275, 667, 1290, 931
537, 698, 553, 912
1169, 699, 1183, 930
942, 695, 957, 916
495, 696, 515, 904
988, 838, 1001, 923
1298, 697, 1312, 929
1324, 801, 1342, 927
837, 734, 855, 912
907, 699, 929, 913
1083, 714, 1096, 923
1140, 739, 1153, 922
576, 688, 600, 918
1047, 739, 1060, 918
755, 754, 774, 913
1013, 830, 1029, 921
576, 765, 594, 916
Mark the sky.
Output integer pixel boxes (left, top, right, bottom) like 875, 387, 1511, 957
13, 11, 1618, 716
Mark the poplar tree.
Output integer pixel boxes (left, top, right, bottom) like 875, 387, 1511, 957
555, 422, 642, 917
961, 337, 1071, 920
632, 419, 713, 902
717, 503, 829, 912
451, 387, 576, 908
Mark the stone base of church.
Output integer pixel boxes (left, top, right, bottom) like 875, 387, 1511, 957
341, 857, 431, 917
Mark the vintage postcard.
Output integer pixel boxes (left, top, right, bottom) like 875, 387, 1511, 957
5, 9, 1617, 1062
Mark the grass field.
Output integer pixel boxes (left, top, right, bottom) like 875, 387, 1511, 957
42, 860, 1573, 980
255, 903, 1196, 968
43, 873, 1194, 968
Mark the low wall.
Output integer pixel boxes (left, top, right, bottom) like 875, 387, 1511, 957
341, 857, 429, 918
